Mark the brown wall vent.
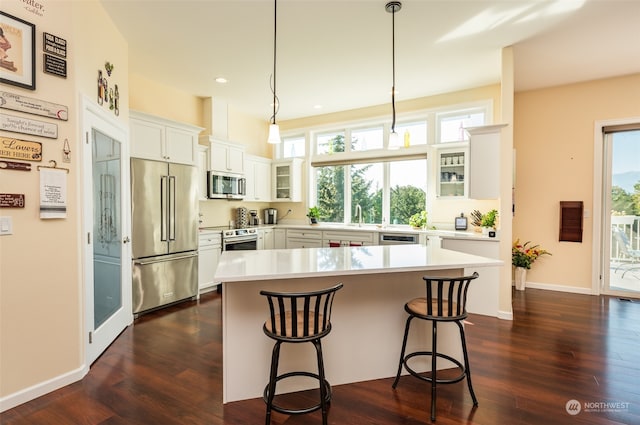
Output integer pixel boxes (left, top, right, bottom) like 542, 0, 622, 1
559, 201, 583, 242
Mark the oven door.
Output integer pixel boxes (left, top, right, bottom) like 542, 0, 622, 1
223, 237, 257, 251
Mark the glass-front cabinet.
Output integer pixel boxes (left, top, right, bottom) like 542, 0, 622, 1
436, 146, 468, 198
272, 158, 303, 202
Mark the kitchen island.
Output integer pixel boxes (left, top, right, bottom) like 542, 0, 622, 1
214, 244, 502, 403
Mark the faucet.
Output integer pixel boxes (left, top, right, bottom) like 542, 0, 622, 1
355, 204, 362, 227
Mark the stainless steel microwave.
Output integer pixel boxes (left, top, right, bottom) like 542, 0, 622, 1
207, 171, 246, 199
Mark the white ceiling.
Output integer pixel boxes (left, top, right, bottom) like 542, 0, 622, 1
100, 0, 640, 122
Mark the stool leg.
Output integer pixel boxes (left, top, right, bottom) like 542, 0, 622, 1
265, 341, 282, 425
431, 321, 437, 421
392, 316, 413, 388
457, 321, 478, 406
313, 339, 328, 425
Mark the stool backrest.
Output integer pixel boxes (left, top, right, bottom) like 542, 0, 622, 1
422, 272, 479, 320
260, 283, 343, 340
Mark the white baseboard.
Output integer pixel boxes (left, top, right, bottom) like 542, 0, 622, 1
497, 309, 513, 320
0, 365, 88, 413
513, 281, 594, 295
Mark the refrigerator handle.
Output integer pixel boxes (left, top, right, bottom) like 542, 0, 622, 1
169, 176, 176, 241
160, 176, 168, 241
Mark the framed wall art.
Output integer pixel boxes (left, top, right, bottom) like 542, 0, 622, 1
0, 12, 36, 90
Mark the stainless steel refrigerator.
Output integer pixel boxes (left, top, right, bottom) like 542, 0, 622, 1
131, 158, 198, 314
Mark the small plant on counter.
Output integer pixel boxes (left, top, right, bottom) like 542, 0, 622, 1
408, 210, 428, 229
480, 209, 498, 229
307, 206, 320, 224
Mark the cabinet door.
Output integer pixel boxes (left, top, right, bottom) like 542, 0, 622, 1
197, 145, 209, 200
467, 125, 504, 199
274, 229, 286, 249
210, 143, 228, 172
131, 119, 164, 160
227, 145, 245, 173
166, 126, 197, 165
263, 229, 274, 249
244, 158, 256, 200
254, 160, 272, 201
272, 159, 302, 202
437, 148, 468, 198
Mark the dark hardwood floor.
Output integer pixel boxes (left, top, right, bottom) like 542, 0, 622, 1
2, 288, 639, 424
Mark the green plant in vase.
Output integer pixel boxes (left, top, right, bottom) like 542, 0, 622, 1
480, 209, 498, 232
409, 210, 428, 229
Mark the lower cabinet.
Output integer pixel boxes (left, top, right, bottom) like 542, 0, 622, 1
198, 231, 222, 293
274, 229, 287, 249
286, 229, 323, 249
257, 228, 275, 250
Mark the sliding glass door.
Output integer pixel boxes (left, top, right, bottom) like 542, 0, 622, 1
603, 127, 640, 295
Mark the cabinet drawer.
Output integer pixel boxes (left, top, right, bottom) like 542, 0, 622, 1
199, 232, 221, 248
286, 229, 322, 239
322, 231, 374, 243
287, 238, 324, 249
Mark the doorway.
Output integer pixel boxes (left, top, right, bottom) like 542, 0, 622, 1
82, 99, 132, 365
600, 124, 640, 296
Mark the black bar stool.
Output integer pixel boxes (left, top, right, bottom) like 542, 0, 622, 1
260, 283, 343, 425
392, 272, 479, 421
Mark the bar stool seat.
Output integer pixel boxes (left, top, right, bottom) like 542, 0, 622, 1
260, 283, 343, 425
392, 272, 479, 421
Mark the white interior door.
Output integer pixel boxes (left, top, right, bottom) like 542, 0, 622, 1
83, 99, 132, 365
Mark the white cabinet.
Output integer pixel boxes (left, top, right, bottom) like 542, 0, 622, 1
466, 124, 506, 199
286, 229, 323, 249
245, 155, 272, 202
322, 230, 375, 247
272, 158, 303, 202
257, 228, 275, 250
435, 145, 468, 198
205, 137, 245, 174
198, 231, 222, 292
197, 144, 209, 200
274, 229, 287, 249
130, 111, 202, 165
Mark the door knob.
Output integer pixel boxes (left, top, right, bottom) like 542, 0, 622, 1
123, 236, 131, 243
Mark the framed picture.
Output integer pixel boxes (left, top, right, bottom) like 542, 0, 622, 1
0, 12, 36, 90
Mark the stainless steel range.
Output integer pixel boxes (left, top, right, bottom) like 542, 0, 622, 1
222, 227, 258, 251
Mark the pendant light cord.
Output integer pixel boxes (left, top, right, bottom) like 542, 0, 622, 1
271, 0, 278, 125
391, 4, 396, 133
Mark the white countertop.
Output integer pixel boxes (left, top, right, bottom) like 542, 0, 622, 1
214, 244, 503, 282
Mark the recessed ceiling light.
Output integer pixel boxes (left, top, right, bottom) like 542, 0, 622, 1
215, 77, 228, 84
313, 105, 323, 109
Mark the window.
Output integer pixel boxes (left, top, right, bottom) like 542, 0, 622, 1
315, 165, 345, 223
438, 110, 486, 143
316, 131, 345, 155
350, 163, 383, 224
395, 121, 427, 146
282, 135, 305, 158
351, 127, 383, 151
389, 160, 427, 225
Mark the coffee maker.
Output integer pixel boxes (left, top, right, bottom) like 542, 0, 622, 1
264, 208, 277, 225
249, 210, 259, 226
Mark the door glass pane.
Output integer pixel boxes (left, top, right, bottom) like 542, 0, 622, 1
350, 163, 383, 224
609, 129, 640, 292
92, 129, 122, 328
390, 160, 427, 225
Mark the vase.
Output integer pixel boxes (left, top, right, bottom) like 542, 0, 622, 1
514, 267, 527, 291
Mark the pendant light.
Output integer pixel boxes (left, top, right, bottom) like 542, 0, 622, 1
267, 0, 282, 144
386, 1, 402, 149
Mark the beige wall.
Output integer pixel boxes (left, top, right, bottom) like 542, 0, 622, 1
513, 73, 640, 290
0, 0, 128, 404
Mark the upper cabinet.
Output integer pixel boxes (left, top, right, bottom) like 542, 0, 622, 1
245, 155, 272, 202
435, 146, 468, 198
204, 137, 245, 174
272, 158, 303, 202
130, 111, 202, 165
466, 124, 507, 200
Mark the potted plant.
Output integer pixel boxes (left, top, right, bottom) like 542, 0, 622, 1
307, 206, 320, 225
409, 210, 428, 230
512, 239, 551, 290
480, 209, 498, 234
